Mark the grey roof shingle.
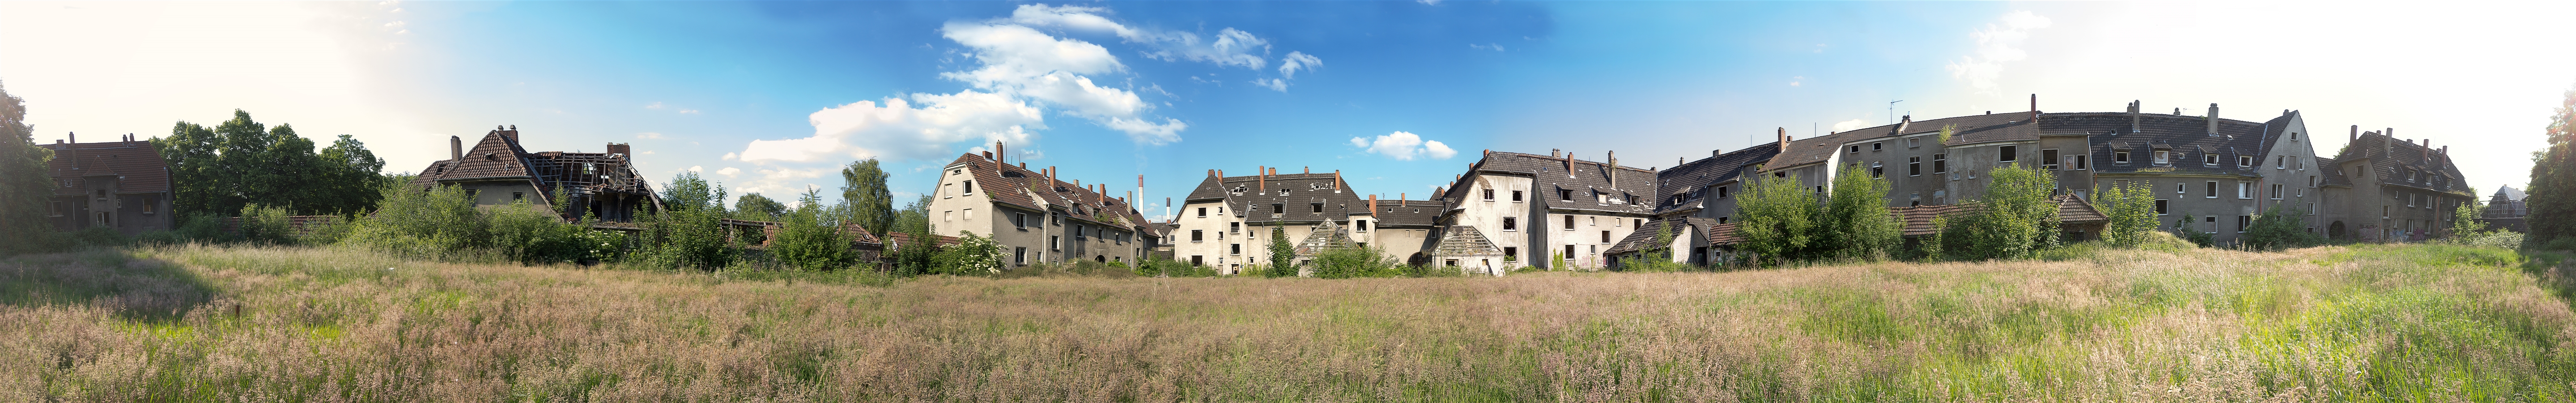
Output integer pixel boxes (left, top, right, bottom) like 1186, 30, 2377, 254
1182, 172, 1370, 224
2046, 112, 2270, 178
1654, 146, 1778, 214
1444, 151, 1658, 215
2330, 132, 2474, 197
950, 154, 1153, 232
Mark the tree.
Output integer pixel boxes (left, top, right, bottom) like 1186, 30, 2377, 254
1941, 164, 2058, 260
1734, 170, 1819, 267
2095, 180, 2161, 247
733, 193, 787, 221
0, 80, 52, 253
1266, 221, 1295, 277
841, 159, 896, 236
2241, 204, 2321, 251
888, 194, 934, 236
660, 171, 724, 213
154, 122, 221, 218
771, 188, 852, 271
314, 134, 388, 215
2447, 200, 2487, 241
1821, 164, 1902, 260
154, 111, 381, 217
2528, 87, 2576, 249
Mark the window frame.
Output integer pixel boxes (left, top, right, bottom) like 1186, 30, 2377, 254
1908, 157, 1922, 176
2040, 148, 2060, 170
1932, 153, 1948, 173
2114, 150, 2130, 164
1502, 216, 1518, 231
1999, 145, 2018, 163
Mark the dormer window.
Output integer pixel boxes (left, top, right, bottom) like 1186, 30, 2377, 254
2153, 150, 2170, 165
2204, 154, 2219, 166
1559, 189, 1573, 201
2238, 156, 2253, 167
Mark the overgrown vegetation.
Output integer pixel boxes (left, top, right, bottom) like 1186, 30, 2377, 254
6, 242, 2568, 402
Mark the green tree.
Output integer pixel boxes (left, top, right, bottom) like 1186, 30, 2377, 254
2095, 180, 2161, 247
0, 80, 54, 253
635, 173, 735, 270
154, 111, 378, 217
1266, 221, 1295, 277
660, 171, 724, 213
2241, 204, 2321, 251
771, 188, 852, 271
2528, 87, 2576, 249
1734, 170, 1819, 267
1821, 164, 1902, 260
314, 134, 388, 215
1942, 164, 2058, 260
2447, 200, 2487, 241
841, 159, 896, 236
888, 194, 934, 236
733, 193, 787, 221
153, 121, 221, 218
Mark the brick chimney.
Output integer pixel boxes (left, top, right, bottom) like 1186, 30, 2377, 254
1258, 166, 1267, 192
2206, 103, 2220, 136
1777, 127, 1789, 154
1563, 150, 1574, 175
2028, 94, 2038, 121
451, 135, 463, 161
2128, 100, 2142, 133
2350, 125, 2358, 141
994, 140, 1005, 166
1368, 194, 1377, 216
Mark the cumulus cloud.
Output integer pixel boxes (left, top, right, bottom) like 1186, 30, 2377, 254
1350, 131, 1457, 160
1946, 10, 2051, 94
735, 167, 833, 199
1831, 119, 1872, 132
739, 90, 1043, 163
935, 17, 1186, 140
1009, 4, 1320, 90
1278, 51, 1320, 79
716, 167, 741, 177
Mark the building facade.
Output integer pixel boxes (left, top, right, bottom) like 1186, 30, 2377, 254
2482, 185, 2529, 233
41, 133, 175, 236
1426, 150, 1658, 272
1171, 167, 1435, 274
2318, 128, 2477, 241
408, 126, 662, 222
927, 147, 1156, 267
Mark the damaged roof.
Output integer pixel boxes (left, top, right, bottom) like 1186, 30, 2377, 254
1445, 151, 1659, 215
2332, 131, 2474, 197
1654, 145, 1779, 214
948, 154, 1153, 232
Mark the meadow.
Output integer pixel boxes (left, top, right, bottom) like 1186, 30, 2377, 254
4, 243, 2573, 402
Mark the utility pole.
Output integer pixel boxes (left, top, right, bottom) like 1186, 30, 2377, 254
1888, 100, 1904, 124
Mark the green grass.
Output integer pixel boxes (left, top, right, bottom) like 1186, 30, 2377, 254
1, 243, 2572, 402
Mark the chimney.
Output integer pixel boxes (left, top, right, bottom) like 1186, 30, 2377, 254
1777, 127, 1790, 154
2206, 103, 2220, 136
995, 141, 1005, 165
1207, 169, 1215, 177
1333, 170, 1342, 192
1258, 166, 1267, 192
1564, 151, 1574, 175
2128, 100, 2142, 133
1048, 166, 1056, 181
451, 136, 463, 161
1400, 193, 1406, 202
981, 150, 992, 159
606, 143, 630, 155
2351, 125, 2359, 141
1303, 166, 1309, 174
1019, 162, 1026, 169
2028, 94, 2038, 120
68, 132, 74, 144
1552, 149, 1562, 158
1368, 194, 1378, 215
1895, 115, 1912, 134
1607, 150, 1619, 189
1712, 148, 1723, 158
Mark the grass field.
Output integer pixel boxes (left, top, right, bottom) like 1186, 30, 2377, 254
4, 243, 2574, 402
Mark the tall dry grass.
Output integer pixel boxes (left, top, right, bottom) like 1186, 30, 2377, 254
3, 243, 2572, 402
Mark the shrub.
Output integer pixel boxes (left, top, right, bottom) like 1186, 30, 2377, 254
2240, 204, 2324, 251
2095, 180, 2161, 248
1820, 164, 1901, 261
1735, 171, 1819, 267
1310, 244, 1403, 279
769, 189, 853, 272
933, 231, 1003, 275
1941, 164, 2059, 260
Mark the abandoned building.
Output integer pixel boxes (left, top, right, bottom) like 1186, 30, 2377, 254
928, 142, 1159, 267
1426, 150, 1660, 273
41, 133, 175, 236
408, 125, 662, 222
1170, 166, 1445, 274
2482, 185, 2529, 232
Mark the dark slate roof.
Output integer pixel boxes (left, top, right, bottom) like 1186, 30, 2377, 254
41, 140, 172, 196
1654, 145, 1779, 214
2253, 111, 2298, 159
1443, 151, 1658, 215
1606, 217, 1724, 254
2495, 185, 2526, 202
2048, 112, 2271, 178
1770, 112, 2043, 171
1369, 199, 1445, 228
2317, 156, 2355, 188
950, 154, 1154, 232
1181, 172, 1369, 224
2330, 132, 2474, 197
408, 129, 660, 210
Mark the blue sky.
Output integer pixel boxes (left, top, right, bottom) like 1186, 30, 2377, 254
8, 1, 2570, 220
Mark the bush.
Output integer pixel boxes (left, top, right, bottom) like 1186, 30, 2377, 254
1941, 165, 2059, 260
1310, 245, 1403, 279
2240, 204, 2323, 251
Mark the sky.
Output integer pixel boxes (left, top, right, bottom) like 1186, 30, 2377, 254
5, 1, 2569, 220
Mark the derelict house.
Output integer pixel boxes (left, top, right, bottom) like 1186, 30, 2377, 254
1171, 166, 1392, 274
927, 145, 1157, 267
1428, 150, 1658, 273
408, 125, 663, 222
2318, 128, 2476, 241
2482, 185, 2529, 233
40, 133, 175, 236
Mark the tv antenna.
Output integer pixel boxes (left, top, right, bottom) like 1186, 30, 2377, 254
1888, 100, 1903, 124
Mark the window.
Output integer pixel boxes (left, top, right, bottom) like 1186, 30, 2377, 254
1907, 137, 1921, 148
1601, 231, 1612, 243
50, 201, 62, 215
1718, 216, 1731, 224
1503, 247, 1518, 258
2308, 176, 2316, 188
2238, 182, 2251, 199
1014, 247, 1028, 265
2203, 216, 2218, 233
1050, 236, 1061, 251
2270, 184, 2284, 200
1197, 207, 1207, 217
1870, 161, 1884, 178
2291, 132, 2300, 140
512, 192, 524, 201
1909, 157, 1922, 176
2206, 181, 2219, 198
2238, 156, 2253, 167
2114, 150, 2130, 164
1073, 224, 1086, 239
1633, 219, 1642, 227
1816, 185, 1826, 194
943, 210, 954, 222
1229, 222, 1241, 233
1564, 245, 1576, 261
2236, 215, 2251, 233
1999, 145, 2018, 163
1559, 189, 1573, 201
1271, 203, 1284, 214
1231, 244, 1241, 255
1502, 217, 1518, 231
1564, 215, 1575, 229
1849, 145, 1860, 153
1190, 255, 1203, 266
1190, 230, 1203, 241
1590, 216, 1598, 226
1310, 202, 1323, 213
1483, 189, 1495, 200
2154, 199, 2169, 215
2154, 150, 2172, 165
1014, 213, 1029, 229
2205, 154, 2219, 166
962, 180, 975, 194
1052, 213, 1061, 226
2275, 156, 2285, 169
1717, 186, 1729, 198
2308, 202, 2317, 215
964, 208, 973, 219
96, 212, 111, 227
2176, 182, 2185, 195
1872, 142, 1883, 151
1512, 190, 1524, 202
1356, 220, 1369, 232
1933, 153, 1948, 173
2041, 149, 2060, 170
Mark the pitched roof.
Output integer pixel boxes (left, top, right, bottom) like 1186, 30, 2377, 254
2495, 185, 2526, 201
41, 140, 172, 196
1654, 145, 1779, 214
948, 154, 1153, 232
412, 129, 537, 186
2330, 132, 2473, 197
1606, 217, 1726, 254
2045, 112, 2271, 178
1444, 151, 1658, 215
2056, 195, 2106, 224
1769, 112, 2044, 171
1368, 199, 1446, 228
1180, 172, 1370, 224
2317, 156, 2355, 188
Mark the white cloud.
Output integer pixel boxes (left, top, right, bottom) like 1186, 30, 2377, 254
1007, 4, 1270, 69
1257, 78, 1287, 92
740, 90, 1043, 163
1789, 76, 1803, 87
645, 102, 666, 109
687, 165, 704, 173
1946, 10, 2051, 94
736, 167, 832, 199
1831, 119, 1871, 132
1278, 51, 1321, 80
637, 132, 663, 139
679, 109, 699, 114
1468, 43, 1505, 51
1351, 131, 1456, 160
716, 167, 741, 177
935, 18, 1184, 141
1103, 117, 1186, 145
721, 152, 736, 160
